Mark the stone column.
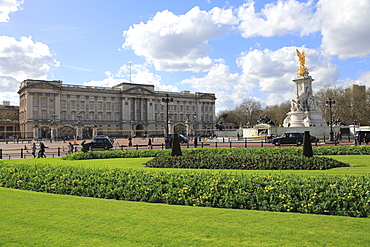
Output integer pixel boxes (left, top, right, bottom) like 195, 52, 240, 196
51, 124, 58, 140
92, 126, 98, 137
33, 125, 39, 140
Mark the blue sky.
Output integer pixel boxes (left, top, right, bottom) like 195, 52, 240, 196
1, 0, 370, 114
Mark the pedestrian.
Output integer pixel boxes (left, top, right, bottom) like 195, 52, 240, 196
32, 143, 37, 158
147, 138, 152, 149
128, 136, 132, 147
38, 142, 46, 158
68, 142, 74, 154
363, 134, 369, 145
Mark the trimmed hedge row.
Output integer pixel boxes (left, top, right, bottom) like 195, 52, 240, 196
0, 163, 369, 217
143, 155, 349, 170
61, 146, 370, 161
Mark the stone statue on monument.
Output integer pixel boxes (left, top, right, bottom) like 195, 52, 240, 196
282, 49, 327, 127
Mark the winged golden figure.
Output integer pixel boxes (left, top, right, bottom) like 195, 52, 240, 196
296, 49, 309, 76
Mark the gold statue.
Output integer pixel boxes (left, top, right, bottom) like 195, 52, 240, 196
296, 49, 309, 76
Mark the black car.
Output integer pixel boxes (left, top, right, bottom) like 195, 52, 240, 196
272, 132, 319, 146
168, 134, 189, 143
84, 136, 114, 150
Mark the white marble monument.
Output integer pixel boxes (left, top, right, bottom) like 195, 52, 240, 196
283, 50, 327, 127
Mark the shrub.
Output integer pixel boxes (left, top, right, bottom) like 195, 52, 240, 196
144, 155, 348, 170
61, 146, 370, 161
0, 163, 368, 217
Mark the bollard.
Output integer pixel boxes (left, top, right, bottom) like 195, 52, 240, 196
53, 154, 55, 158
323, 136, 326, 142
229, 141, 232, 148
215, 142, 218, 148
21, 148, 23, 159
261, 141, 264, 148
58, 147, 60, 157
245, 139, 247, 148
223, 137, 225, 143
0, 149, 2, 159
136, 144, 139, 150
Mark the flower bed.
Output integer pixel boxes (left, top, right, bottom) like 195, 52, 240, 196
144, 155, 348, 170
0, 163, 369, 217
62, 146, 370, 161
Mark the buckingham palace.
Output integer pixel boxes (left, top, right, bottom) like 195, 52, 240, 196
17, 79, 216, 140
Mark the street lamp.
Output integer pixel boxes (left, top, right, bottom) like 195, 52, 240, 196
325, 98, 336, 141
353, 118, 358, 145
162, 93, 173, 148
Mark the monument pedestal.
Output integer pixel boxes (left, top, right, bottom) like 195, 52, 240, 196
283, 72, 327, 127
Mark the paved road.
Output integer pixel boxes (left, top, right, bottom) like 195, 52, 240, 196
0, 137, 357, 160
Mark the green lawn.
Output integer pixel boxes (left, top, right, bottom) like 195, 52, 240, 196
1, 187, 369, 246
1, 155, 369, 246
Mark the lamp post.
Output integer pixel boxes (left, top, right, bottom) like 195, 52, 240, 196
325, 98, 335, 141
162, 93, 173, 148
353, 118, 358, 145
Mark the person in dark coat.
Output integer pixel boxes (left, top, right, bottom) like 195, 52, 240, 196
148, 138, 152, 149
38, 142, 46, 158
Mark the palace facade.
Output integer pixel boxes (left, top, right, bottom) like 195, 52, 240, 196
0, 101, 19, 139
18, 79, 216, 139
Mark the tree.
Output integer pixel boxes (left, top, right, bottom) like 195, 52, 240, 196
234, 98, 263, 126
260, 101, 291, 126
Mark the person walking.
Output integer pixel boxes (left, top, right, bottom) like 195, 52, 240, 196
147, 138, 152, 149
32, 143, 37, 158
38, 142, 46, 158
68, 142, 74, 154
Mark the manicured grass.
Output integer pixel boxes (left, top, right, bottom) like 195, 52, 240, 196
1, 155, 369, 246
1, 187, 369, 246
3, 155, 370, 175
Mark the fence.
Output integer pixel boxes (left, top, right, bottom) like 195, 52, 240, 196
0, 136, 359, 160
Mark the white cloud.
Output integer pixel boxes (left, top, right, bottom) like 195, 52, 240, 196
122, 6, 231, 72
237, 47, 339, 105
317, 0, 370, 59
0, 35, 59, 98
84, 64, 179, 92
183, 46, 339, 112
0, 0, 23, 22
237, 0, 320, 38
352, 71, 370, 89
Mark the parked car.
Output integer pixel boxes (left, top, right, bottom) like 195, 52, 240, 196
168, 134, 189, 143
271, 132, 319, 146
94, 135, 114, 144
84, 136, 114, 150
